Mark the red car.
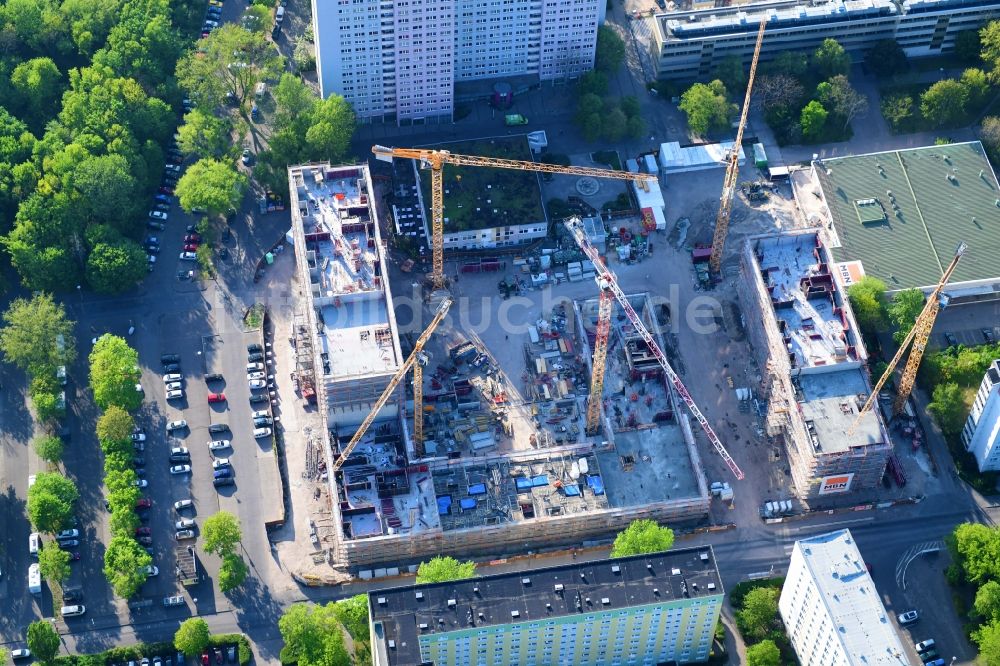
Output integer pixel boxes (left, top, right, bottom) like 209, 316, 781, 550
183, 243, 200, 252
135, 527, 152, 536
136, 498, 152, 509
184, 233, 202, 243
207, 392, 226, 403
159, 186, 174, 195
201, 655, 210, 666
138, 536, 153, 546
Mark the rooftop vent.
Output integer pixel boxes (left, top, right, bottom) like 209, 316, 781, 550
554, 584, 564, 592
473, 586, 480, 594
708, 583, 717, 591
611, 565, 621, 574
522, 577, 531, 585
418, 623, 428, 630
601, 597, 611, 605
511, 610, 520, 618
700, 552, 709, 562
415, 592, 424, 600
546, 603, 552, 611
377, 597, 387, 605
447, 599, 456, 607
647, 563, 653, 570
653, 588, 660, 595
671, 568, 682, 575
388, 640, 396, 649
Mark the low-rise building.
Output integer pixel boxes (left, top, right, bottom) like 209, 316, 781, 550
963, 359, 1000, 471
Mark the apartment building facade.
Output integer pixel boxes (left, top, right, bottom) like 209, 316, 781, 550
650, 0, 1000, 81
313, 0, 603, 123
963, 359, 1000, 471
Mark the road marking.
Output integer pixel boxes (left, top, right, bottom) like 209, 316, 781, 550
789, 516, 875, 532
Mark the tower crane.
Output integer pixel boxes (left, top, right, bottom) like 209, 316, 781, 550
372, 145, 656, 290
565, 218, 745, 480
330, 297, 452, 474
847, 242, 967, 435
708, 18, 767, 275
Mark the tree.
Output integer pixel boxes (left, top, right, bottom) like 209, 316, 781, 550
27, 620, 60, 663
977, 581, 1000, 622
755, 74, 804, 112
765, 51, 808, 78
86, 241, 147, 294
611, 519, 675, 557
928, 382, 967, 436
863, 39, 908, 78
679, 80, 732, 136
38, 540, 72, 584
177, 109, 231, 159
0, 294, 75, 376
97, 406, 134, 445
334, 595, 370, 640
737, 587, 779, 640
202, 510, 243, 556
982, 116, 1000, 162
887, 288, 925, 344
961, 67, 991, 108
595, 25, 626, 74
982, 21, 1000, 82
953, 29, 981, 64
219, 553, 249, 592
847, 276, 888, 337
711, 55, 748, 94
33, 435, 64, 464
881, 93, 914, 131
827, 75, 868, 130
89, 334, 141, 411
10, 58, 63, 128
976, 619, 1000, 666
175, 159, 247, 218
293, 35, 316, 72
71, 154, 140, 232
800, 100, 828, 139
27, 473, 78, 533
603, 107, 628, 142
278, 603, 351, 666
577, 70, 608, 97
416, 556, 477, 583
921, 79, 969, 127
950, 522, 1000, 584
575, 93, 605, 142
103, 534, 151, 598
243, 3, 273, 33
746, 639, 782, 666
175, 618, 212, 658
304, 95, 356, 161
812, 39, 851, 79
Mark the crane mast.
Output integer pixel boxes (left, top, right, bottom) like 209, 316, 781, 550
847, 242, 967, 434
372, 145, 655, 290
586, 286, 615, 434
708, 18, 767, 275
330, 298, 452, 474
565, 218, 745, 480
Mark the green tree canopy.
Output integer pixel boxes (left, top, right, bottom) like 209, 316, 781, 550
737, 587, 780, 641
949, 522, 1000, 585
86, 240, 147, 294
334, 595, 370, 640
981, 21, 1000, 82
977, 619, 1000, 666
103, 534, 151, 598
202, 510, 243, 556
961, 67, 991, 108
864, 40, 908, 78
177, 109, 231, 160
278, 603, 351, 666
928, 382, 967, 436
595, 25, 626, 75
175, 158, 247, 218
956, 28, 982, 63
38, 539, 72, 584
679, 80, 732, 136
304, 95, 356, 161
846, 276, 887, 337
887, 288, 925, 345
0, 293, 75, 376
746, 639, 782, 666
27, 620, 61, 663
812, 39, 851, 79
175, 618, 212, 657
800, 100, 828, 139
711, 55, 748, 94
71, 154, 141, 232
33, 435, 64, 464
97, 405, 134, 445
826, 75, 868, 130
416, 556, 477, 583
577, 70, 608, 97
27, 472, 79, 533
982, 116, 1000, 162
219, 552, 249, 592
89, 334, 141, 410
10, 58, 63, 129
921, 79, 970, 127
977, 581, 1000, 623
611, 519, 675, 557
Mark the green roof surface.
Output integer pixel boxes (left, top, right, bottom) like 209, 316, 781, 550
817, 142, 1000, 290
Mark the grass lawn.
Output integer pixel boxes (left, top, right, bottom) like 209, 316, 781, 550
418, 136, 545, 233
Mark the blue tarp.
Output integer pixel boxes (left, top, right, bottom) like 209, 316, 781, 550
468, 483, 487, 496
563, 484, 581, 497
531, 475, 549, 487
515, 477, 532, 491
460, 498, 477, 510
587, 475, 605, 495
437, 496, 452, 515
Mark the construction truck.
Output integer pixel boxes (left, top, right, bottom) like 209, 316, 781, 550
504, 114, 529, 126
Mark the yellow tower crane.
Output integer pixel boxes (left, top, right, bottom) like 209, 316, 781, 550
372, 145, 656, 290
709, 18, 767, 275
848, 241, 967, 435
330, 297, 452, 473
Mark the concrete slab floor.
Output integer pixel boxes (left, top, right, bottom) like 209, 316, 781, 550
598, 427, 700, 507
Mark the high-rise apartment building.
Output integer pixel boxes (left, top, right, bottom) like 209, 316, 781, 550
779, 529, 909, 666
963, 359, 1000, 471
369, 547, 724, 666
312, 0, 603, 123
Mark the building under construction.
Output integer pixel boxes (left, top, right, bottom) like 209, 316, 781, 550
738, 231, 892, 500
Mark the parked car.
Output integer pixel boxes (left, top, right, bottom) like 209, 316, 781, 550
167, 389, 185, 400
208, 423, 229, 434
58, 539, 80, 549
163, 362, 180, 372
915, 640, 936, 653
166, 419, 187, 431
183, 243, 200, 252
164, 595, 185, 607
213, 467, 233, 479
984, 328, 996, 343
56, 529, 80, 541
206, 372, 224, 382
147, 221, 166, 230
136, 498, 152, 509
241, 149, 253, 166
158, 186, 174, 195
176, 529, 196, 540
166, 381, 182, 391
248, 343, 263, 353
185, 233, 202, 243
254, 427, 272, 438
249, 379, 266, 390
170, 464, 192, 475
898, 610, 919, 625
247, 371, 265, 380
165, 163, 182, 173
149, 211, 168, 221
253, 416, 272, 427
174, 499, 194, 511
176, 518, 195, 530
164, 373, 182, 382
154, 203, 170, 212
180, 251, 197, 261
249, 393, 268, 403
155, 193, 172, 204
208, 392, 226, 403
208, 440, 231, 451
170, 446, 190, 459
131, 432, 147, 442
161, 353, 180, 364
213, 476, 235, 487
212, 458, 231, 470
247, 352, 265, 362
135, 527, 152, 536
251, 410, 271, 419
246, 362, 265, 372
133, 479, 148, 488
10, 650, 30, 660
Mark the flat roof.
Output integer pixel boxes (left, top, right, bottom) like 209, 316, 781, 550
417, 136, 545, 233
798, 371, 884, 453
370, 547, 724, 666
788, 529, 908, 663
813, 142, 1000, 291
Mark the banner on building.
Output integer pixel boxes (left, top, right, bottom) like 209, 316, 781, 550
818, 473, 854, 495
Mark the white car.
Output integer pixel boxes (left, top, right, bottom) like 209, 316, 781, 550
131, 433, 146, 442
203, 19, 219, 27
166, 419, 187, 431
208, 440, 231, 451
163, 373, 182, 382
251, 410, 271, 419
175, 529, 196, 540
249, 379, 266, 389
135, 383, 144, 394
28, 474, 36, 488
11, 649, 30, 660
165, 164, 182, 173
175, 518, 195, 530
246, 362, 264, 371
174, 499, 193, 511
165, 381, 182, 391
149, 211, 168, 220
133, 479, 148, 488
254, 427, 272, 438
212, 458, 231, 470
170, 464, 192, 475
56, 529, 80, 540
247, 371, 265, 381
179, 251, 197, 261
142, 565, 159, 577
166, 389, 184, 400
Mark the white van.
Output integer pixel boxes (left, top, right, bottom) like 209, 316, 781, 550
28, 563, 41, 594
56, 365, 67, 386
255, 82, 266, 98
60, 604, 86, 617
275, 6, 284, 22
28, 532, 40, 557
